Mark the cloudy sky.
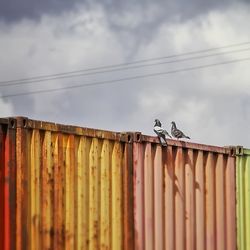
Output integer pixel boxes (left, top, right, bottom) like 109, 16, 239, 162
0, 0, 250, 147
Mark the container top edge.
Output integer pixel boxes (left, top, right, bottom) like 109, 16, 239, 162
140, 134, 233, 154
0, 116, 240, 153
0, 118, 9, 124
243, 148, 250, 155
14, 116, 129, 142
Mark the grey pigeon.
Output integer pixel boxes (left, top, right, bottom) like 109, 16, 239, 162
171, 121, 190, 139
154, 119, 172, 146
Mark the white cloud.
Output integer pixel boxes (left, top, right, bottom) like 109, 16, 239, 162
0, 100, 14, 117
132, 4, 250, 146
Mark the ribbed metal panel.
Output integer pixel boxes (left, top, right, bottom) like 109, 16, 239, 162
15, 122, 130, 250
133, 142, 236, 250
0, 119, 16, 250
0, 117, 241, 250
237, 148, 250, 250
0, 123, 6, 250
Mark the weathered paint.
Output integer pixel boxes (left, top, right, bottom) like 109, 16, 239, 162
133, 142, 237, 250
21, 135, 123, 250
0, 119, 17, 250
0, 116, 240, 250
122, 142, 135, 250
0, 124, 5, 250
237, 147, 250, 250
13, 117, 132, 250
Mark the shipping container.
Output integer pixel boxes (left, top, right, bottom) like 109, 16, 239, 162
0, 117, 239, 250
236, 147, 250, 250
1, 117, 135, 250
133, 135, 237, 250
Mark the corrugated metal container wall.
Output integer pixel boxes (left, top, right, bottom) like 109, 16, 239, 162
133, 137, 237, 250
0, 117, 240, 250
14, 117, 134, 250
236, 147, 250, 250
0, 118, 16, 250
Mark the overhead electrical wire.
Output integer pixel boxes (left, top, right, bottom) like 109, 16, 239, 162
1, 41, 250, 86
0, 46, 250, 88
0, 56, 249, 99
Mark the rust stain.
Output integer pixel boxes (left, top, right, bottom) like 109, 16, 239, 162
7, 120, 127, 250
123, 143, 135, 250
0, 125, 5, 250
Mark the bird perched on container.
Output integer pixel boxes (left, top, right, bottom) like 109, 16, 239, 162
154, 119, 171, 146
171, 121, 190, 140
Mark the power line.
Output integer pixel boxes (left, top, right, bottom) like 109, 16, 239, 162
1, 47, 250, 88
1, 57, 249, 99
1, 41, 250, 85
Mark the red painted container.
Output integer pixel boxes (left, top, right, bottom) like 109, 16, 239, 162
0, 118, 16, 250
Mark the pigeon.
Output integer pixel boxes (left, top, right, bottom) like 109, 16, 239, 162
171, 121, 190, 140
154, 119, 172, 146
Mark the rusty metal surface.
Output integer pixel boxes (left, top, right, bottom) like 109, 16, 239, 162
133, 142, 236, 250
0, 117, 135, 250
140, 134, 233, 154
236, 147, 250, 250
15, 117, 132, 142
0, 125, 5, 250
0, 116, 239, 250
0, 122, 17, 250
14, 117, 233, 154
122, 143, 135, 250
15, 124, 130, 250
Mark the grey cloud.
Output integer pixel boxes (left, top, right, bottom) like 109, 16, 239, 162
0, 0, 82, 22
1, 2, 250, 148
1, 0, 248, 23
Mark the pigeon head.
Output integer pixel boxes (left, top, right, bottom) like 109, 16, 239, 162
171, 121, 177, 128
154, 119, 162, 127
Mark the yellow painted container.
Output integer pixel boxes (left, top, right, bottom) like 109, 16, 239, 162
236, 147, 250, 250
14, 117, 134, 250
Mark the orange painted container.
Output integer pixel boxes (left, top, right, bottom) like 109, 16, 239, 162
1, 117, 135, 250
133, 135, 237, 250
